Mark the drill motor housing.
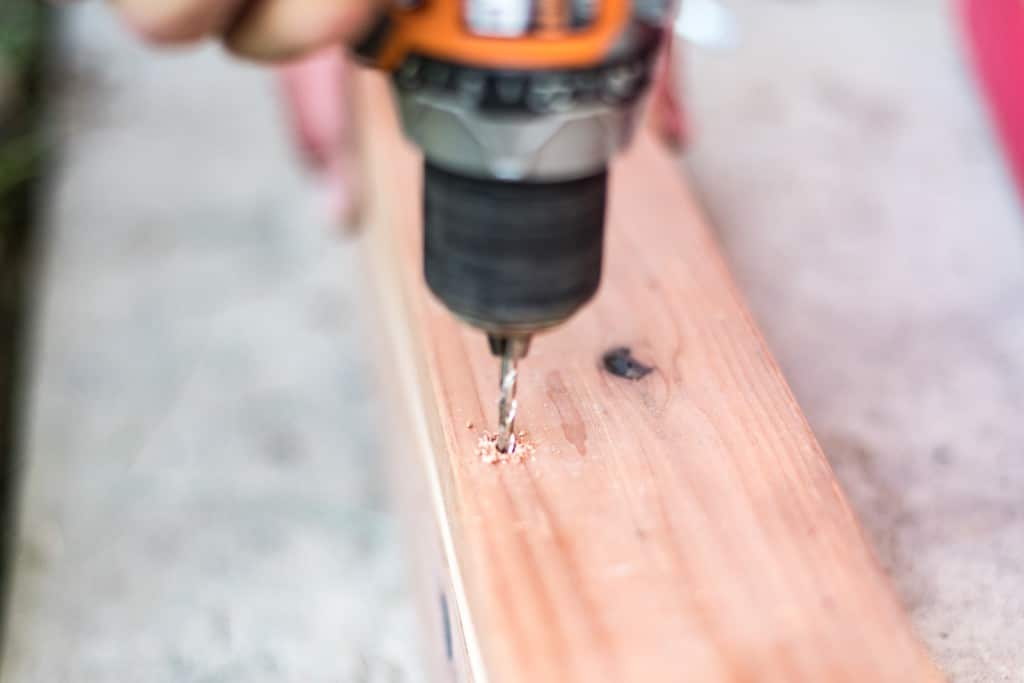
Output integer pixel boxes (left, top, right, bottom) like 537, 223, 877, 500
359, 0, 670, 340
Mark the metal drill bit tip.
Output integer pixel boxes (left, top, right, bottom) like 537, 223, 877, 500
495, 351, 519, 454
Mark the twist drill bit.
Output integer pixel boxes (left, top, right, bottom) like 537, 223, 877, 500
495, 350, 519, 454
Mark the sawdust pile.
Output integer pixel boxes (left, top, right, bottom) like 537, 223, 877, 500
475, 431, 536, 465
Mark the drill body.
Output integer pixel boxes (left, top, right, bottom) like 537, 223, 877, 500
360, 0, 670, 339
358, 0, 670, 449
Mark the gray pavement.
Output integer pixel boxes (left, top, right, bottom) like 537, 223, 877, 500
3, 6, 420, 682
687, 2, 1024, 681
3, 1, 1024, 682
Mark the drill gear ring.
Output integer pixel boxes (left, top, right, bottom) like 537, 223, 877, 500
393, 32, 661, 115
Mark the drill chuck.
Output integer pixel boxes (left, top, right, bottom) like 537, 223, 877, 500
423, 162, 608, 336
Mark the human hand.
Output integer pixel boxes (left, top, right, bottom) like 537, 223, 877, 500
110, 0, 378, 61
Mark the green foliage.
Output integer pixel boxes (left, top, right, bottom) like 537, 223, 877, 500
0, 0, 46, 210
0, 0, 44, 72
0, 2, 46, 620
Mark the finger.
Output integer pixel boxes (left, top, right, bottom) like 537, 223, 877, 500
648, 38, 688, 151
279, 48, 350, 167
279, 50, 365, 232
110, 0, 246, 44
226, 0, 379, 62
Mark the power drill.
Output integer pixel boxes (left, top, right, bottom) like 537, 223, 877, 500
357, 0, 671, 453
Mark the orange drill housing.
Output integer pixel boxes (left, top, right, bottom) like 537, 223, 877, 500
369, 0, 632, 71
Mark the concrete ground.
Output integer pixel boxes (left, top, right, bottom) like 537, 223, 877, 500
3, 7, 420, 682
687, 2, 1023, 681
3, 1, 1022, 682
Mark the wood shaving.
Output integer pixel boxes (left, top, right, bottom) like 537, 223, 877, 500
477, 431, 536, 465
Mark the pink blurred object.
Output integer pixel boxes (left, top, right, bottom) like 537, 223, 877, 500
649, 36, 688, 151
279, 48, 364, 231
958, 0, 1024, 203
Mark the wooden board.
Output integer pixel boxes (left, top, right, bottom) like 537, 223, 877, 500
355, 70, 943, 683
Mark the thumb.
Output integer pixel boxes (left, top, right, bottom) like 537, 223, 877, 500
226, 0, 380, 62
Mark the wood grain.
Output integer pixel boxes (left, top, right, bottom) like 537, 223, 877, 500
355, 70, 942, 683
